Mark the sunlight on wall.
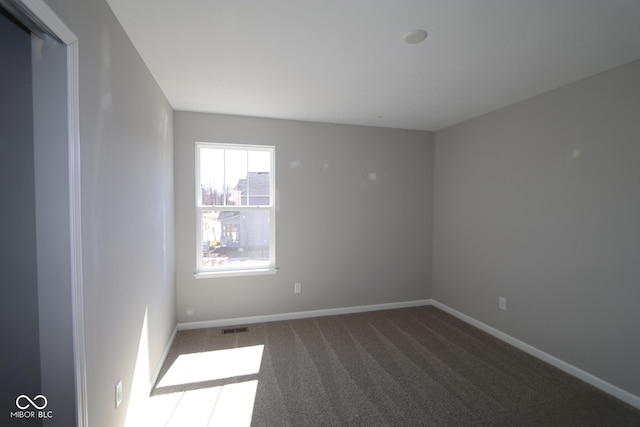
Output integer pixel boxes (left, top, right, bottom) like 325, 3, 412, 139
147, 345, 264, 426
125, 307, 151, 427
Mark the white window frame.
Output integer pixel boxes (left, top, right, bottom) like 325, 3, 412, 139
195, 142, 276, 278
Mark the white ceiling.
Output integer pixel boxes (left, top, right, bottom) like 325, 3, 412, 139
105, 0, 640, 131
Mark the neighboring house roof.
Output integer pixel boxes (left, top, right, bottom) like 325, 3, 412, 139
235, 172, 270, 197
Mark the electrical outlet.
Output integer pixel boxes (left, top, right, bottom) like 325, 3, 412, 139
499, 297, 507, 311
115, 378, 123, 408
294, 282, 302, 294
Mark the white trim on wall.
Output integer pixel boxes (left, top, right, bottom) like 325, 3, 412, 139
68, 40, 87, 426
178, 299, 433, 330
149, 326, 177, 393
431, 300, 640, 410
20, 0, 76, 42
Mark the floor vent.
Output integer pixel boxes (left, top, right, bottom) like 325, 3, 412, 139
223, 327, 248, 334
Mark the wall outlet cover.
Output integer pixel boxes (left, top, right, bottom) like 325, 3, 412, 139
115, 378, 123, 408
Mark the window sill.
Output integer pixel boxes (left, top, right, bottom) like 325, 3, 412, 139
194, 267, 278, 279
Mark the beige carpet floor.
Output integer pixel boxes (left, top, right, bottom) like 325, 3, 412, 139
148, 306, 640, 426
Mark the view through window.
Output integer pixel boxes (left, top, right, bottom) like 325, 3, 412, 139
196, 143, 275, 274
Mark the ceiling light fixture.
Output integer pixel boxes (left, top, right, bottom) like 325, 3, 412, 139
403, 29, 428, 44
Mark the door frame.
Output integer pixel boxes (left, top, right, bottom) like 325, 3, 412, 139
1, 0, 86, 425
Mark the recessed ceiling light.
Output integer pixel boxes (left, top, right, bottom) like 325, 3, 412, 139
403, 29, 428, 44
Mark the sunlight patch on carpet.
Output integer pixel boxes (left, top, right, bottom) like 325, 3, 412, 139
149, 345, 264, 426
147, 380, 258, 427
157, 345, 264, 388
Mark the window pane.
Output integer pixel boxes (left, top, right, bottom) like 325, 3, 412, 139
200, 147, 272, 207
246, 151, 271, 205
200, 148, 225, 206
224, 150, 247, 205
197, 143, 275, 274
201, 209, 271, 269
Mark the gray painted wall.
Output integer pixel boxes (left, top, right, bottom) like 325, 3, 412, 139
0, 11, 42, 427
433, 59, 640, 397
175, 112, 433, 323
41, 0, 176, 426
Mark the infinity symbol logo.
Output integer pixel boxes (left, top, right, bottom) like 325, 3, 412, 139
16, 395, 48, 410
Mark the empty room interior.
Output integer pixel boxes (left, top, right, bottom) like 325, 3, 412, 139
2, 0, 640, 426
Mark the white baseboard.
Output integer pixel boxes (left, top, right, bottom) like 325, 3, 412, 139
177, 299, 432, 331
149, 325, 177, 393
430, 300, 640, 410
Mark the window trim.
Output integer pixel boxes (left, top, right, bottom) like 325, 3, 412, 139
194, 142, 276, 277
194, 267, 278, 279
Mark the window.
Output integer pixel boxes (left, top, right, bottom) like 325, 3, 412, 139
196, 143, 276, 276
